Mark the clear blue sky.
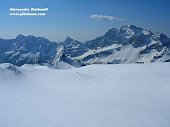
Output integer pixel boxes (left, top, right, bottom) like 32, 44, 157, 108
0, 0, 170, 42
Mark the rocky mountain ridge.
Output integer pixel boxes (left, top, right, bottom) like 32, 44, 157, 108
0, 25, 170, 66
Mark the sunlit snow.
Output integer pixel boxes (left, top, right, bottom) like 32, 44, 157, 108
0, 63, 170, 127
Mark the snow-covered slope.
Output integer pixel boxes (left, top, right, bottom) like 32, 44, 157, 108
0, 63, 170, 127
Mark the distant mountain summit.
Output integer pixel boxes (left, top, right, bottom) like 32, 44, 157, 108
0, 25, 170, 66
79, 25, 170, 64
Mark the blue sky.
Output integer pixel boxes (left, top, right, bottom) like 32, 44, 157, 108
0, 0, 170, 42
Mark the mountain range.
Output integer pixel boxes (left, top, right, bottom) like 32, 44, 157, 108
0, 25, 170, 67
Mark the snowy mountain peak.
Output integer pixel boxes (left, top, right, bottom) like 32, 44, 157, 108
16, 34, 26, 40
120, 25, 144, 33
153, 33, 168, 40
151, 33, 170, 47
120, 25, 142, 31
65, 36, 74, 42
16, 34, 50, 43
118, 25, 153, 42
104, 28, 118, 37
63, 36, 83, 49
